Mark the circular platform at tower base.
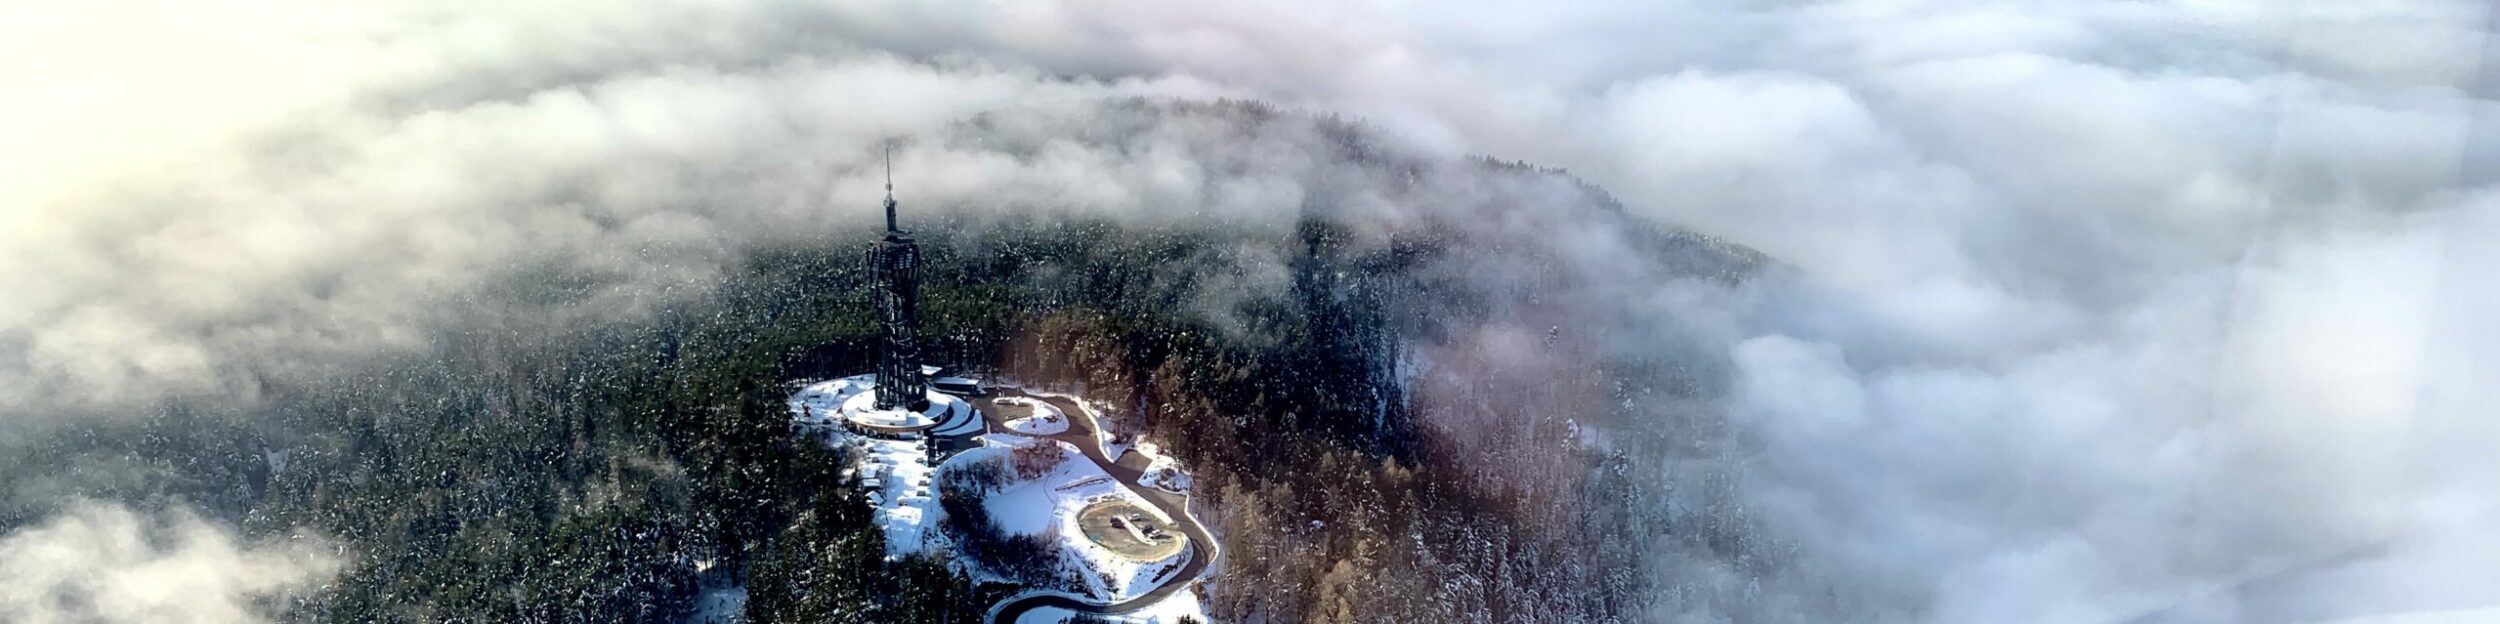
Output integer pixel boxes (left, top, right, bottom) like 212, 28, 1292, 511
788, 375, 981, 438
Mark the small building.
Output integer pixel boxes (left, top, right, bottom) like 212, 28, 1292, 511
923, 365, 986, 396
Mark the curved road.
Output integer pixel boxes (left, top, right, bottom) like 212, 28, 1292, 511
984, 389, 1220, 624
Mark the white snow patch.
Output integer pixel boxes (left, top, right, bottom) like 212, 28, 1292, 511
951, 440, 1184, 601
842, 388, 972, 429
786, 374, 969, 431
1014, 609, 1074, 624
857, 435, 939, 556
1131, 442, 1193, 494
985, 476, 1057, 536
982, 432, 1045, 448
930, 399, 987, 437
1013, 589, 1208, 624
787, 375, 875, 427
1132, 589, 1210, 623
997, 397, 1071, 436
937, 443, 1095, 585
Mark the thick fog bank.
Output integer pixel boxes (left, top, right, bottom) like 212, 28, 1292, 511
5, 1, 2495, 622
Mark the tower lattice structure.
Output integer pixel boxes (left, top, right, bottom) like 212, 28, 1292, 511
870, 157, 928, 411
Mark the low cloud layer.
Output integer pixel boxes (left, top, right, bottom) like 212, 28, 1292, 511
0, 502, 340, 624
5, 1, 2495, 622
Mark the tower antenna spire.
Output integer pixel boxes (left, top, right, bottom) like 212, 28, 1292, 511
882, 142, 898, 232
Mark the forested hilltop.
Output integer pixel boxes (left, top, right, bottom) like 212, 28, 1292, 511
0, 104, 1769, 623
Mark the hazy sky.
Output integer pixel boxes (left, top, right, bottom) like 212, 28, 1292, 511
3, 1, 2495, 622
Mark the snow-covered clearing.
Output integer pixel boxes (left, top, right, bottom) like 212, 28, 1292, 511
1011, 590, 1208, 624
984, 472, 1056, 536
960, 438, 1107, 543
959, 434, 1187, 602
1130, 590, 1209, 623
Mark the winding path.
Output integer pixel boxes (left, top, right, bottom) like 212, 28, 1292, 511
984, 389, 1220, 624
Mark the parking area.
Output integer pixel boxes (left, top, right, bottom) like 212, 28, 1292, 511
1075, 500, 1187, 561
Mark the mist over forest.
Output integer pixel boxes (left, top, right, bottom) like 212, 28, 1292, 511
4, 2, 2496, 623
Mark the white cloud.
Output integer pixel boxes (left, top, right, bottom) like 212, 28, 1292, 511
0, 502, 340, 624
2, 0, 2494, 621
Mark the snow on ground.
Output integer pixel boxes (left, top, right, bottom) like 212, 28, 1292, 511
789, 378, 1208, 618
977, 440, 1117, 545
1143, 469, 1190, 494
788, 374, 970, 430
1129, 589, 1209, 623
983, 468, 1057, 536
996, 397, 1070, 436
937, 441, 1091, 585
954, 435, 1185, 602
1079, 542, 1186, 603
1129, 440, 1170, 463
788, 376, 950, 557
1011, 590, 1208, 624
685, 585, 747, 624
686, 557, 748, 624
1051, 475, 1183, 601
859, 435, 939, 556
982, 432, 1040, 448
1072, 398, 1137, 457
787, 375, 876, 427
1127, 442, 1192, 493
930, 399, 986, 437
845, 398, 935, 428
841, 387, 973, 429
